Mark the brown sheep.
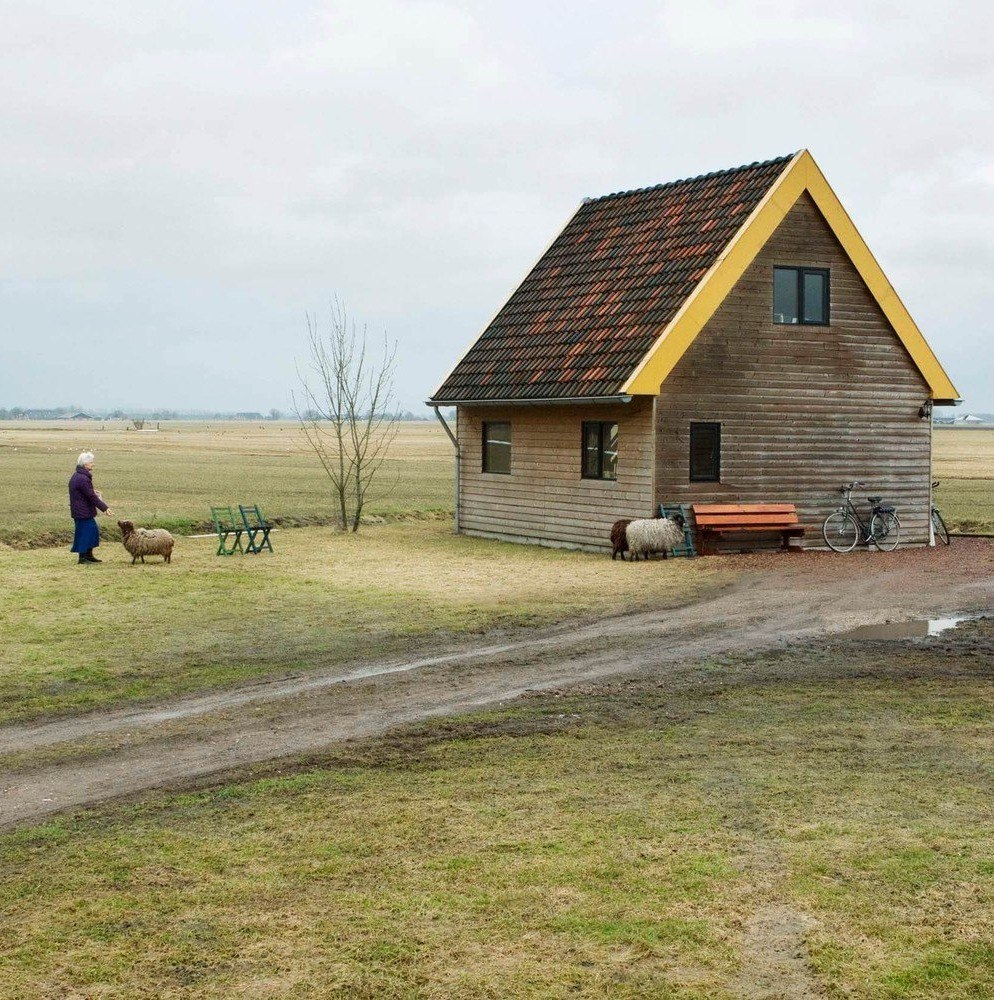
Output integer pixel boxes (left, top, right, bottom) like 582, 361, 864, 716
610, 518, 632, 560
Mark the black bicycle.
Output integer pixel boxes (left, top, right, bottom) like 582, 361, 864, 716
822, 482, 901, 553
931, 480, 951, 545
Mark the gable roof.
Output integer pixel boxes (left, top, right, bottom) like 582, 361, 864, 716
429, 150, 959, 406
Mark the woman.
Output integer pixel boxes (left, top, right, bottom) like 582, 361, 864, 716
69, 452, 113, 564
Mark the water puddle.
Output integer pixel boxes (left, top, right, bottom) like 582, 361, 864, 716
844, 615, 975, 641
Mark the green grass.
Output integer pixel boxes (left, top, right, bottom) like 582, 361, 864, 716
934, 428, 994, 533
3, 627, 994, 998
934, 478, 994, 534
0, 520, 726, 724
0, 420, 452, 547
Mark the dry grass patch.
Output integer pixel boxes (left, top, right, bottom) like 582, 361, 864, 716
3, 623, 994, 997
0, 520, 727, 723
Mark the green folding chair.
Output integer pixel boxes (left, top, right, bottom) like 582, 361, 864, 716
211, 506, 244, 556
238, 504, 274, 554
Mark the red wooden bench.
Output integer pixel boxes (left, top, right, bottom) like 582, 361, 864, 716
692, 503, 805, 554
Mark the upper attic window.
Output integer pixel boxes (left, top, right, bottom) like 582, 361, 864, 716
773, 267, 829, 325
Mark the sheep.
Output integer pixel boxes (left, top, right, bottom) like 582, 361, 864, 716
625, 513, 685, 561
118, 520, 175, 564
610, 518, 632, 560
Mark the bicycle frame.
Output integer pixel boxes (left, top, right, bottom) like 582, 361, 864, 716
836, 485, 889, 544
839, 486, 877, 545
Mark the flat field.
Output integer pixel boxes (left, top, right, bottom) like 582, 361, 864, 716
3, 620, 994, 998
0, 420, 453, 547
933, 428, 994, 533
2, 422, 993, 998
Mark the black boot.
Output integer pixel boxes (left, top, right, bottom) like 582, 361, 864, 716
85, 549, 102, 563
78, 553, 88, 564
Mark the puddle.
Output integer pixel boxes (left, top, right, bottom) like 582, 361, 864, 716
844, 615, 975, 641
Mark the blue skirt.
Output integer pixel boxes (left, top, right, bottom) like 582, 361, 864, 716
71, 518, 100, 553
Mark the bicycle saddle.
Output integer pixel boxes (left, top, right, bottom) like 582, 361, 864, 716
867, 496, 883, 504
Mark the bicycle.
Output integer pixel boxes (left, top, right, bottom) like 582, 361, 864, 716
822, 482, 901, 553
931, 480, 951, 545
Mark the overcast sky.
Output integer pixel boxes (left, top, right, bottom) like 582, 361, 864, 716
1, 1, 991, 412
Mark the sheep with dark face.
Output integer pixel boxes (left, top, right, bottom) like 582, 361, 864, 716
610, 518, 632, 560
118, 520, 175, 564
625, 513, 685, 561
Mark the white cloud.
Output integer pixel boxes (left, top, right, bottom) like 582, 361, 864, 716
0, 0, 991, 410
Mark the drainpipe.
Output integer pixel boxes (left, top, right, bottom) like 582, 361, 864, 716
432, 405, 460, 533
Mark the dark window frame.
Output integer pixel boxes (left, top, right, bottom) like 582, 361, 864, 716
581, 421, 619, 481
773, 266, 830, 326
481, 420, 512, 475
689, 421, 721, 483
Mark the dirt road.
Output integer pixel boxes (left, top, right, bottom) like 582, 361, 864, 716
2, 542, 992, 829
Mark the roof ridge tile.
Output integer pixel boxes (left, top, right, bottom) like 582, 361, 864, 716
584, 152, 795, 205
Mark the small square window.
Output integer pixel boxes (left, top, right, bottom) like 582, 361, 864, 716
689, 422, 720, 482
773, 267, 829, 325
482, 421, 511, 474
581, 421, 618, 481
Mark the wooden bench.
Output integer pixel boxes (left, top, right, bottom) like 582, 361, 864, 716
692, 503, 805, 554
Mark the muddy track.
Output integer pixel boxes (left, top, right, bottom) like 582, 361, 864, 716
2, 543, 992, 829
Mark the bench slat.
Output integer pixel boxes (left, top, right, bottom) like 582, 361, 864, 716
692, 504, 797, 514
703, 526, 805, 534
696, 514, 800, 527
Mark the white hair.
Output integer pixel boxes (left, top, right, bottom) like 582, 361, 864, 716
77, 451, 95, 466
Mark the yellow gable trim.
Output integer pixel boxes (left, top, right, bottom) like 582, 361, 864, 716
622, 150, 960, 401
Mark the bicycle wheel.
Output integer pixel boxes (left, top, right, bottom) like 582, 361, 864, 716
870, 511, 901, 551
932, 508, 951, 546
823, 511, 860, 552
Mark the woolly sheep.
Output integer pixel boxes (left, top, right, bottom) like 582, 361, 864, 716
118, 520, 175, 564
625, 514, 685, 561
610, 518, 632, 560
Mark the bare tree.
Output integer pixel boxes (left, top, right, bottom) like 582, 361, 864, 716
293, 300, 400, 532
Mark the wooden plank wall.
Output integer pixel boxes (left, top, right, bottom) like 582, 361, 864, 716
655, 193, 933, 547
457, 401, 654, 550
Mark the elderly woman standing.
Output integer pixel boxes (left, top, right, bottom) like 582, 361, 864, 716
69, 452, 114, 564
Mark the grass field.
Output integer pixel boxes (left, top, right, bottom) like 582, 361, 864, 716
1, 422, 991, 548
3, 623, 993, 998
0, 520, 726, 725
2, 421, 993, 997
933, 428, 994, 534
0, 420, 452, 548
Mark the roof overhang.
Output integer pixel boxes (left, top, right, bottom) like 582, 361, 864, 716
426, 394, 633, 408
621, 149, 961, 403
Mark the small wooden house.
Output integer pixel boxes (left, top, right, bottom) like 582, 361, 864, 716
427, 151, 959, 550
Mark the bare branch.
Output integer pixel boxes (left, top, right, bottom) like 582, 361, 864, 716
294, 300, 400, 533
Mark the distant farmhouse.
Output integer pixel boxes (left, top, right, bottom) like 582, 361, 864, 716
428, 150, 958, 550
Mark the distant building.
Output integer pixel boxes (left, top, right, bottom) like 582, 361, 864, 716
70, 412, 94, 420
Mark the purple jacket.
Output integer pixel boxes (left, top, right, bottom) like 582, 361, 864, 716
69, 466, 108, 521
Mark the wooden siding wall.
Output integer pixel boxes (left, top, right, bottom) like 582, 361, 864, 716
458, 401, 654, 549
655, 193, 933, 546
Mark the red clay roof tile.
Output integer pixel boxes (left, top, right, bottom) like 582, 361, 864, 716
431, 155, 794, 403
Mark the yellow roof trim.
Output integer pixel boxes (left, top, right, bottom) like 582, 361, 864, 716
622, 149, 960, 401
